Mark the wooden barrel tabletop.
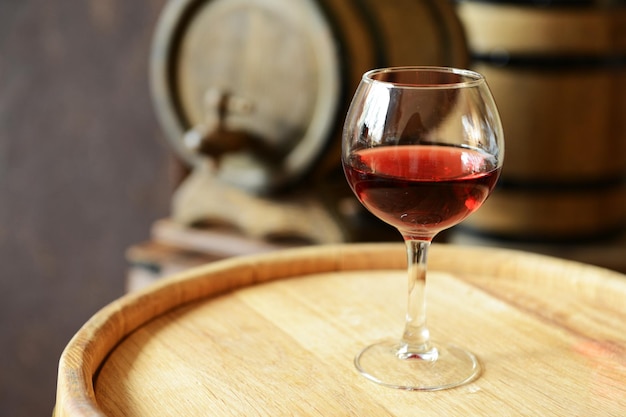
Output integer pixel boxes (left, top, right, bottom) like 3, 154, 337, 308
55, 243, 626, 416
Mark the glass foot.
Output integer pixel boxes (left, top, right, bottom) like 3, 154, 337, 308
354, 340, 480, 391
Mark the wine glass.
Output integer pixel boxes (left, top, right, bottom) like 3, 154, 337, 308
342, 66, 504, 390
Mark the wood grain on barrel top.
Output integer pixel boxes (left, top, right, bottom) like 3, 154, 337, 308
55, 243, 626, 416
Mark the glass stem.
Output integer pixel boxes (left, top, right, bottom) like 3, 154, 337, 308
398, 238, 437, 360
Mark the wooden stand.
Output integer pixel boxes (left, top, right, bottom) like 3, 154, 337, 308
127, 219, 626, 293
125, 219, 308, 292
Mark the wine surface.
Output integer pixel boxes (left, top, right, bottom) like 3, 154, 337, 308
343, 145, 500, 239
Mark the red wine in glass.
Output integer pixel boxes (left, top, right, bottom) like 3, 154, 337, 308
344, 144, 501, 240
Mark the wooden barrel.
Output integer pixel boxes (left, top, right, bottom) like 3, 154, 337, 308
456, 1, 626, 240
150, 0, 468, 195
55, 243, 626, 416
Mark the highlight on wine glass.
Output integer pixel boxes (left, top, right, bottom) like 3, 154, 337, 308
342, 66, 504, 390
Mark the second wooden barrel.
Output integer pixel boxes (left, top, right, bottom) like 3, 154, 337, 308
456, 0, 626, 240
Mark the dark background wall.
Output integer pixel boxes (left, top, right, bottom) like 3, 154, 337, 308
0, 1, 174, 415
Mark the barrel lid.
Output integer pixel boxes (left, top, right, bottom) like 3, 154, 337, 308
150, 0, 341, 193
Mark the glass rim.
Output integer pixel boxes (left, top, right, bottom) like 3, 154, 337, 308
362, 66, 485, 89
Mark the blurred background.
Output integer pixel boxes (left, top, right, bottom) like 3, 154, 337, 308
1, 0, 625, 415
0, 1, 174, 415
